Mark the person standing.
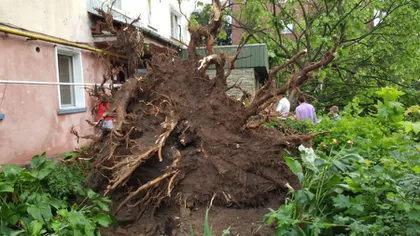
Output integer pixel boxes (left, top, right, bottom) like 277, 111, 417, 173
295, 95, 318, 124
275, 93, 290, 119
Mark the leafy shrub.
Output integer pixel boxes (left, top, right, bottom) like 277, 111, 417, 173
0, 153, 113, 235
45, 163, 85, 200
264, 145, 420, 235
265, 119, 311, 135
264, 88, 420, 235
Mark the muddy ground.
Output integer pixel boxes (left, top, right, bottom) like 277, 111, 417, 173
102, 199, 284, 236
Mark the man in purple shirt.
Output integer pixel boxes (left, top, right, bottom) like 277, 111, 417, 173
295, 95, 318, 124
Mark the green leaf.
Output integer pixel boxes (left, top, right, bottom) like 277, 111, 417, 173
30, 153, 47, 169
204, 208, 212, 236
67, 211, 87, 226
87, 189, 99, 199
0, 183, 14, 193
407, 210, 420, 221
1, 165, 24, 177
332, 195, 352, 209
295, 189, 315, 206
30, 168, 53, 180
29, 155, 55, 180
48, 198, 65, 209
284, 157, 302, 175
94, 213, 112, 227
73, 228, 84, 236
27, 203, 53, 221
412, 123, 420, 134
9, 229, 25, 236
327, 175, 341, 189
62, 152, 77, 160
57, 209, 69, 217
29, 220, 43, 235
411, 165, 420, 173
376, 87, 405, 101
93, 200, 110, 212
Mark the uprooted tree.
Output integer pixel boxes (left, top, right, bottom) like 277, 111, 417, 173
75, 0, 336, 221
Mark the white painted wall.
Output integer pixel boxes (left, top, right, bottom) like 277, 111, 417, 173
119, 0, 203, 44
0, 0, 93, 42
0, 0, 208, 45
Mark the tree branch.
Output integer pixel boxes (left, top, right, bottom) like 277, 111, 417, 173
187, 0, 224, 60
268, 49, 308, 78
224, 34, 253, 78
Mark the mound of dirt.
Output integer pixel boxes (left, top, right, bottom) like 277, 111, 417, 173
84, 57, 300, 235
73, 2, 325, 234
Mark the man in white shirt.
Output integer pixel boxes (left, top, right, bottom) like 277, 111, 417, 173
275, 93, 290, 119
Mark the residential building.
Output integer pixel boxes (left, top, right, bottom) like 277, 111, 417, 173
232, 0, 296, 44
0, 0, 197, 164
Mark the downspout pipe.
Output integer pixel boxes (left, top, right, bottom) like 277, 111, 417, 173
0, 25, 126, 58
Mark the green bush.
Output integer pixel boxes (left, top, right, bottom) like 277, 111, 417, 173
0, 153, 113, 235
264, 88, 420, 235
265, 145, 420, 235
265, 119, 311, 135
45, 163, 85, 200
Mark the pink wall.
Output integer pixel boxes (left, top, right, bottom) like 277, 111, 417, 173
0, 34, 106, 164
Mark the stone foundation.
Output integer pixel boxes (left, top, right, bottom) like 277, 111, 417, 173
206, 68, 256, 99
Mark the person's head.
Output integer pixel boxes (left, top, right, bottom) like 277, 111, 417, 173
298, 95, 306, 104
279, 92, 286, 98
97, 90, 109, 103
330, 106, 339, 116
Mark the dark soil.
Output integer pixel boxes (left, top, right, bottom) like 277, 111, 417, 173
84, 56, 300, 235
103, 203, 281, 236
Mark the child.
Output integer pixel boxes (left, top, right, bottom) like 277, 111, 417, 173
329, 106, 341, 120
97, 91, 113, 134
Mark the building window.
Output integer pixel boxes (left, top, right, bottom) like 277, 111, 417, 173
104, 0, 122, 10
56, 47, 85, 110
148, 0, 152, 25
373, 10, 386, 26
281, 21, 293, 34
171, 13, 181, 40
58, 55, 74, 106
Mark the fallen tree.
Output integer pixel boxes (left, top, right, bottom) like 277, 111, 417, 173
75, 0, 336, 234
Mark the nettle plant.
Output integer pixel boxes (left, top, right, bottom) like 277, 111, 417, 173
264, 145, 420, 235
0, 153, 113, 236
264, 88, 420, 235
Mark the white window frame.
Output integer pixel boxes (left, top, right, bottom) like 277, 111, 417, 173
147, 0, 152, 25
55, 46, 86, 111
281, 21, 293, 34
170, 11, 182, 40
102, 0, 122, 10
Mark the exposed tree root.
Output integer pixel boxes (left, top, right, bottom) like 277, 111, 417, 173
157, 116, 179, 162
105, 146, 159, 195
116, 170, 178, 213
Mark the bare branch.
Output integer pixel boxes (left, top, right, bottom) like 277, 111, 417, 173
224, 33, 253, 78
268, 49, 308, 78
178, 0, 190, 25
